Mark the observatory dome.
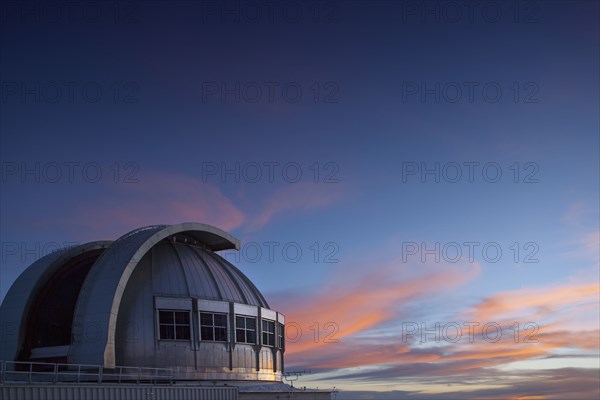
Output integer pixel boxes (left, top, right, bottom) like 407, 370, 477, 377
0, 223, 285, 381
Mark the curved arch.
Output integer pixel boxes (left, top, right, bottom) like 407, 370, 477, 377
0, 241, 112, 362
69, 223, 241, 367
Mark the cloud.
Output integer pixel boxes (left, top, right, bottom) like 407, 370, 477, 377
49, 173, 347, 240
246, 181, 346, 230
562, 202, 598, 228
465, 281, 600, 323
59, 171, 245, 240
269, 258, 480, 368
272, 258, 598, 390
336, 368, 600, 399
583, 231, 600, 256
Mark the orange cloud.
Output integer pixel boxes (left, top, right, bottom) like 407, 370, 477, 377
466, 282, 600, 323
276, 263, 598, 378
271, 259, 480, 365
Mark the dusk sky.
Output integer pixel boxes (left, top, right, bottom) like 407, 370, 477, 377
1, 1, 599, 399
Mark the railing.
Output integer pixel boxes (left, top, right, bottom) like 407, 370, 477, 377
0, 360, 173, 385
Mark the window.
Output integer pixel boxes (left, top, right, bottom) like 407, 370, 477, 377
235, 315, 257, 344
158, 310, 191, 340
262, 319, 275, 347
200, 312, 228, 342
277, 323, 285, 349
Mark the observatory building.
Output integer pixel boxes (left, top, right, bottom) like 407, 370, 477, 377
1, 223, 330, 399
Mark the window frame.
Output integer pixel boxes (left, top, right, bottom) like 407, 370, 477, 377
277, 323, 285, 350
235, 315, 257, 344
262, 319, 276, 347
199, 312, 228, 342
157, 309, 192, 341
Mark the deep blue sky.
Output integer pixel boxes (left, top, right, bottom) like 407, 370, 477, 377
1, 1, 599, 398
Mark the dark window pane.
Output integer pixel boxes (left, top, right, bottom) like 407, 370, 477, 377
246, 318, 256, 330
263, 332, 274, 346
236, 316, 244, 329
176, 325, 190, 340
160, 325, 174, 340
215, 327, 227, 342
201, 326, 214, 341
175, 311, 189, 324
236, 329, 245, 343
265, 321, 274, 333
159, 311, 173, 324
247, 331, 256, 344
200, 313, 213, 326
265, 332, 275, 346
214, 314, 227, 327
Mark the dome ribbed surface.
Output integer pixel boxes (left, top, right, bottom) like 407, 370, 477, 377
148, 240, 269, 308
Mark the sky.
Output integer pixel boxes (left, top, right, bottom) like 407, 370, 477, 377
1, 1, 599, 399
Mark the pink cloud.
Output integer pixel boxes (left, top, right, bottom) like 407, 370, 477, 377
270, 258, 480, 364
62, 172, 245, 240
270, 253, 598, 378
583, 231, 600, 256
562, 201, 589, 226
50, 172, 347, 241
466, 281, 600, 323
246, 181, 346, 230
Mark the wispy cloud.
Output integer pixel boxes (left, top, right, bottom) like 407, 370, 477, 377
270, 258, 480, 367
562, 201, 597, 228
272, 252, 598, 395
466, 281, 600, 323
583, 230, 600, 256
337, 368, 600, 399
58, 171, 245, 240
246, 181, 346, 230
45, 172, 348, 240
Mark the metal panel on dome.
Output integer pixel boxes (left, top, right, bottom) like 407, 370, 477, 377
223, 262, 269, 308
197, 249, 247, 304
151, 241, 191, 297
210, 253, 269, 308
173, 243, 222, 300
